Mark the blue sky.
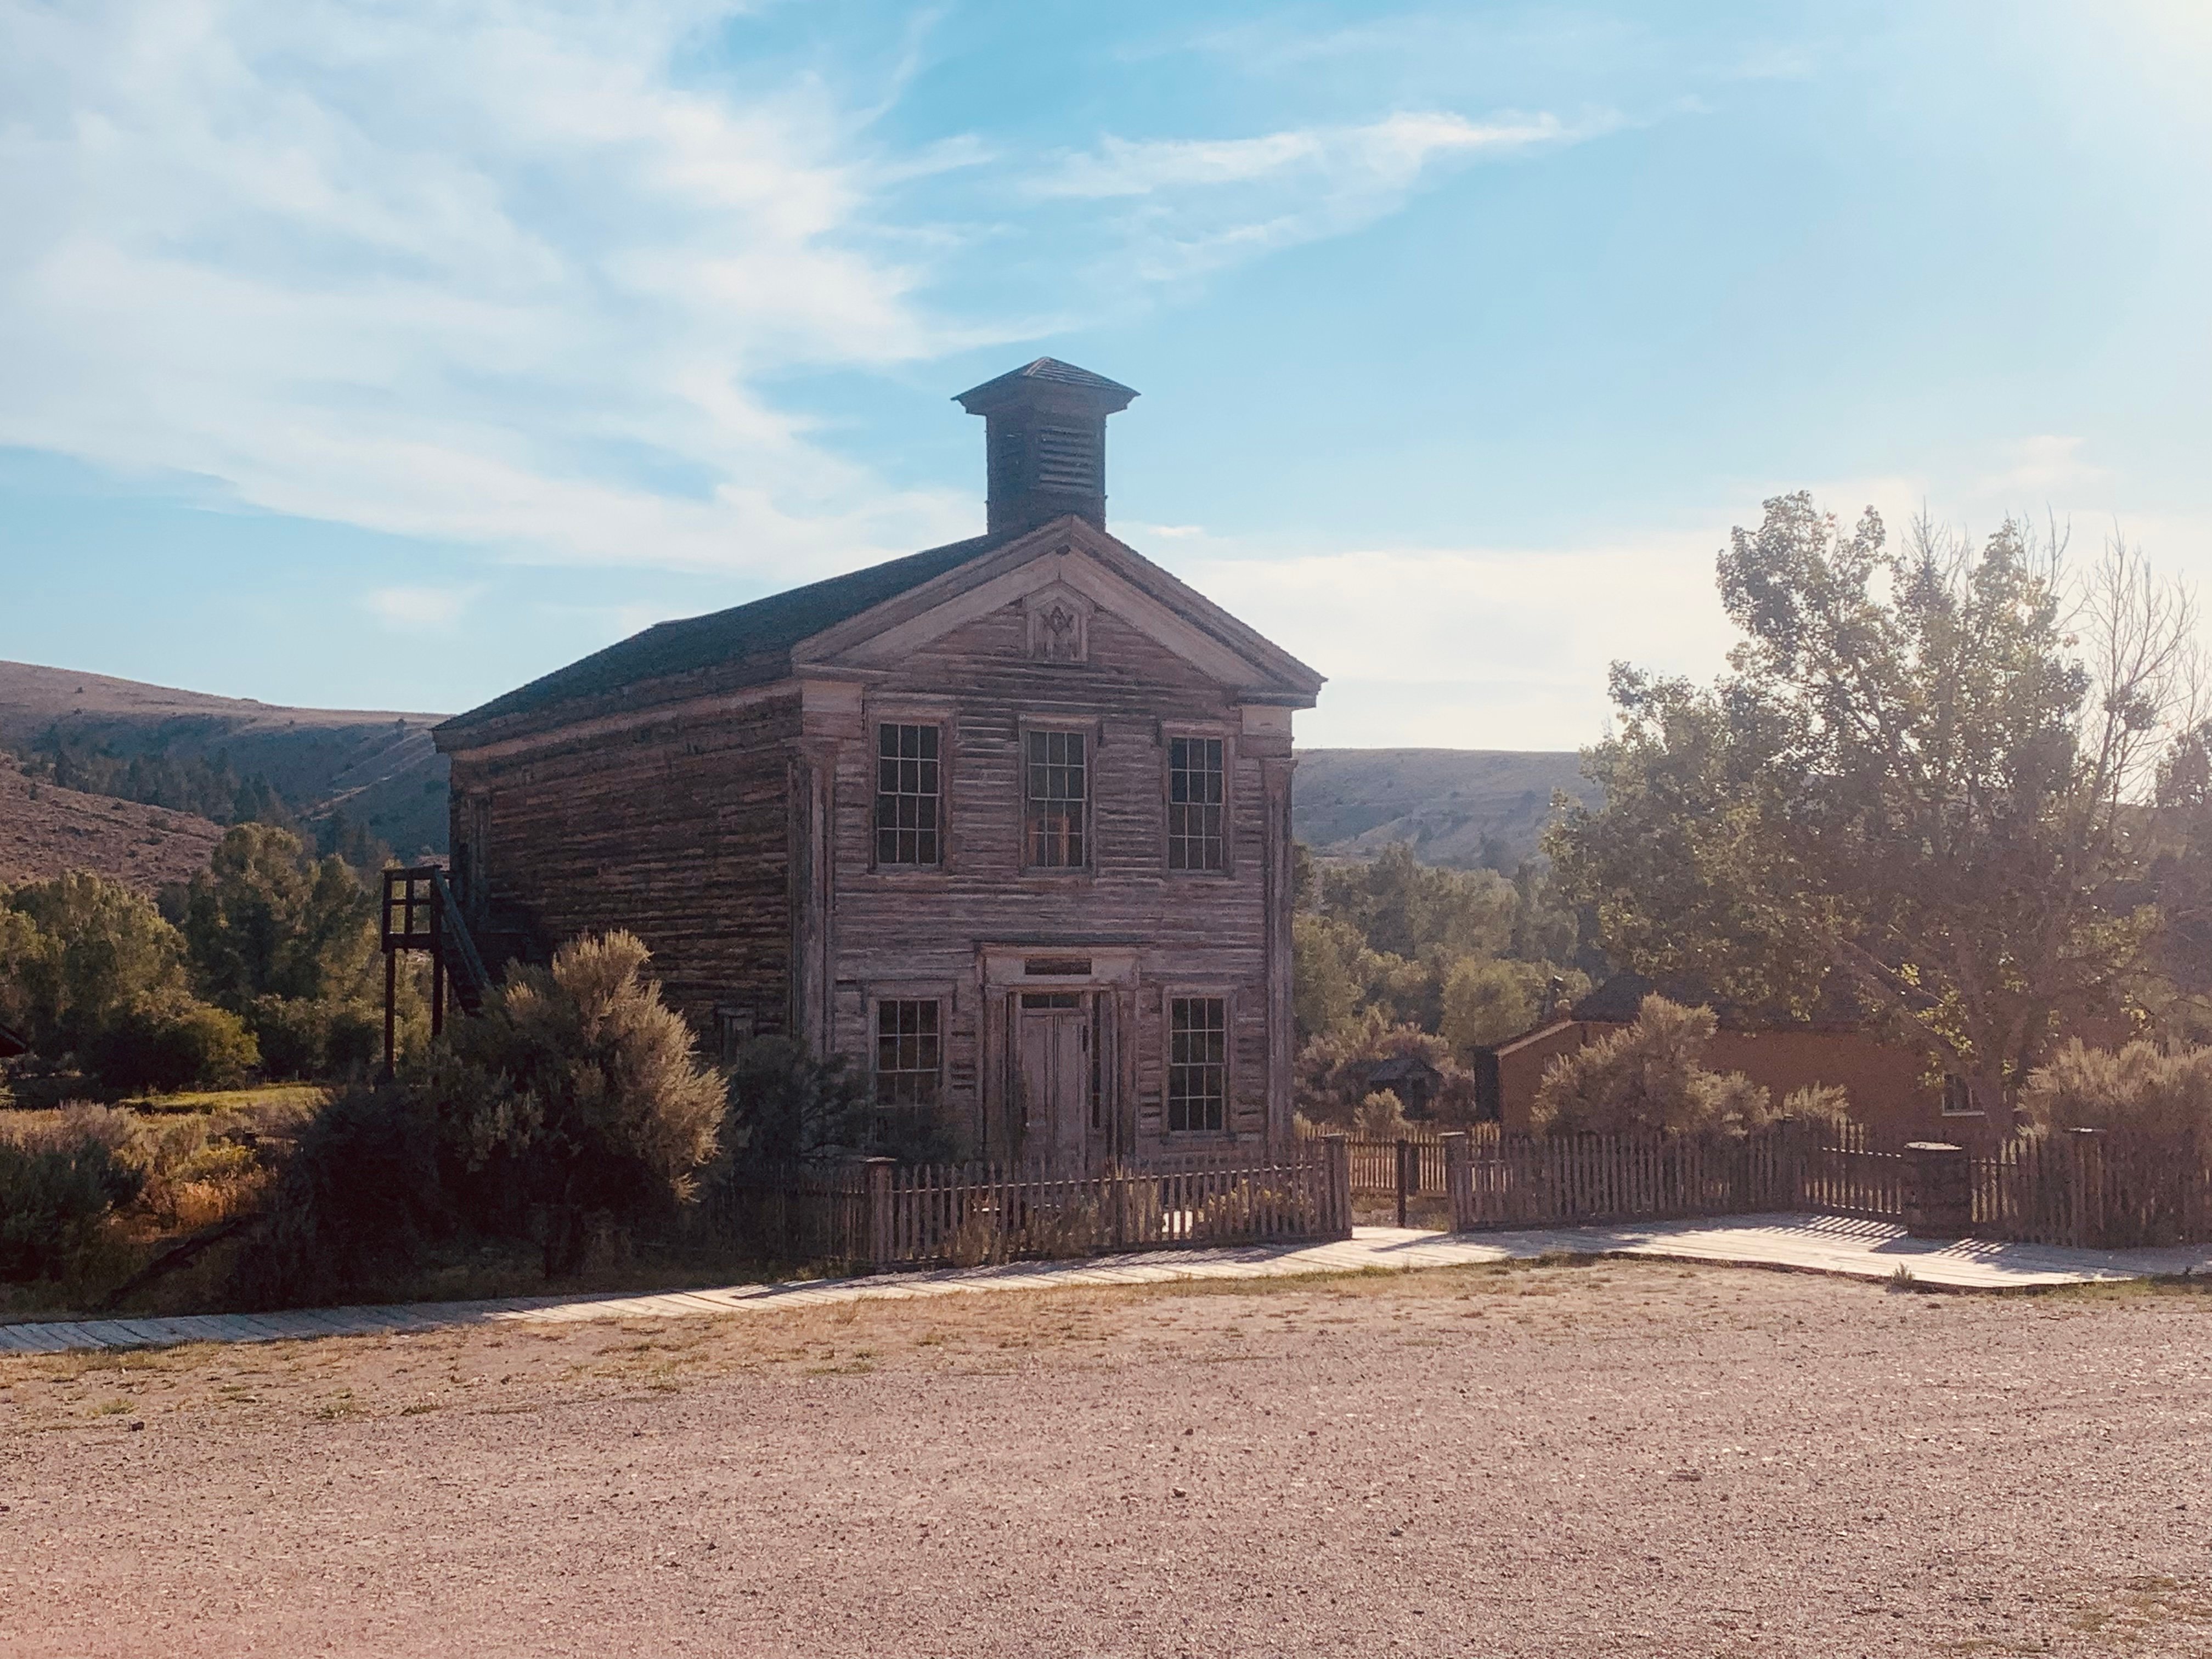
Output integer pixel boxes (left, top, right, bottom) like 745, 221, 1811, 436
3, 0, 2209, 748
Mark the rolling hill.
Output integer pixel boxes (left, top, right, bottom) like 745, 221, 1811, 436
0, 659, 450, 864
0, 758, 226, 891
0, 661, 1594, 883
1291, 748, 1595, 868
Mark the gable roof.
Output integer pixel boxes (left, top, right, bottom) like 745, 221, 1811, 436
438, 515, 1323, 751
437, 532, 999, 741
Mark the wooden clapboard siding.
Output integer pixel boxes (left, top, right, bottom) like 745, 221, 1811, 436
448, 690, 802, 1034
817, 600, 1284, 1158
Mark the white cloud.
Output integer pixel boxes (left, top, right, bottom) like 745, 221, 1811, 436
1178, 533, 1737, 749
0, 0, 977, 579
0, 5, 1616, 581
1030, 111, 1607, 281
1973, 435, 2110, 501
362, 584, 480, 631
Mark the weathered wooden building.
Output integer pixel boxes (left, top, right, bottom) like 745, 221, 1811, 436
434, 360, 1324, 1169
1476, 972, 1985, 1147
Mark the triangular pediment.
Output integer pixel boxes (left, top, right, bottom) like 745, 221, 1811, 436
791, 517, 1323, 703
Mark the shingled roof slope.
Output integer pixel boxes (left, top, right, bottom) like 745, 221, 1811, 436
953, 358, 1138, 403
439, 532, 1000, 737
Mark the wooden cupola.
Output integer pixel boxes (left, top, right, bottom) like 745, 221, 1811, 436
953, 358, 1138, 538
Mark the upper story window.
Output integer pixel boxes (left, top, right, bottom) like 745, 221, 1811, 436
1025, 729, 1087, 868
1167, 736, 1225, 872
874, 723, 941, 866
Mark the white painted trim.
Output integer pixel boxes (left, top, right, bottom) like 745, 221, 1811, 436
979, 944, 1141, 988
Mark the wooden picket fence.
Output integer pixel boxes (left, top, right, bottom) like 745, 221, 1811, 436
1446, 1124, 1812, 1230
1317, 1133, 1450, 1197
712, 1125, 2212, 1268
712, 1148, 1351, 1269
1797, 1125, 1906, 1221
1973, 1132, 2212, 1249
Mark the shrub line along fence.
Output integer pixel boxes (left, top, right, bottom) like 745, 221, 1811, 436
711, 1122, 2212, 1271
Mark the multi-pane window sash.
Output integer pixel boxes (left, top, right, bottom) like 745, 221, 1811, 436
1167, 736, 1225, 871
1167, 997, 1227, 1133
1025, 729, 1086, 868
875, 1000, 941, 1108
874, 724, 941, 866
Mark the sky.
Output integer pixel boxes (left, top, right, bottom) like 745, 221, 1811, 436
3, 0, 2209, 749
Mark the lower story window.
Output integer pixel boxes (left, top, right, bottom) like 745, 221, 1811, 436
876, 999, 941, 1108
1167, 996, 1227, 1133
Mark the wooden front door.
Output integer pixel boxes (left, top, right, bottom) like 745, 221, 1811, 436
1018, 992, 1091, 1167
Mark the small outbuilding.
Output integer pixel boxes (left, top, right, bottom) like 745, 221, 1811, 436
1475, 972, 1977, 1146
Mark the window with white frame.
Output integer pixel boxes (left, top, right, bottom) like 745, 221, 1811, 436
874, 723, 943, 866
1167, 996, 1227, 1132
875, 999, 942, 1108
1167, 736, 1225, 871
1024, 729, 1087, 868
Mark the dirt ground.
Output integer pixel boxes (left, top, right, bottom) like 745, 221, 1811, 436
3, 1259, 2210, 1659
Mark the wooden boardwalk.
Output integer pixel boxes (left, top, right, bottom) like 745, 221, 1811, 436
5, 1214, 2209, 1359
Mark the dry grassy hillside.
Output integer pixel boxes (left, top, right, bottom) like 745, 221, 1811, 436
1291, 747, 1595, 868
0, 660, 449, 859
0, 756, 225, 890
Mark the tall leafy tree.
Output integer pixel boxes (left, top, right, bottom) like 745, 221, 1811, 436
2, 872, 193, 1053
1550, 493, 2200, 1109
176, 823, 377, 1008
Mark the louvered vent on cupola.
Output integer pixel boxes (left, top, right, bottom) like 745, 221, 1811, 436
954, 358, 1138, 537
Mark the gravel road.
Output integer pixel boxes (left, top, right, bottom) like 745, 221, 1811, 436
3, 1259, 2208, 1657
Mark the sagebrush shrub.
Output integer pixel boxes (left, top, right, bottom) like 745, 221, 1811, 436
232, 930, 727, 1301
2021, 1040, 2212, 1141
1532, 995, 1776, 1137
0, 1109, 144, 1281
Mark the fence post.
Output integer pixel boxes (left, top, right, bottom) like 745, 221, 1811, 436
1393, 1138, 1416, 1228
1769, 1116, 1800, 1212
855, 1156, 895, 1269
1901, 1142, 1970, 1239
1322, 1135, 1352, 1240
1441, 1132, 1470, 1233
2066, 1127, 2102, 1250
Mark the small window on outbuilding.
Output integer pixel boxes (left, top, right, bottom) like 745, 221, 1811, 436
1167, 996, 1227, 1133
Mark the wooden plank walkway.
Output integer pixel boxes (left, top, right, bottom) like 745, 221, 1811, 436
4, 1214, 2208, 1358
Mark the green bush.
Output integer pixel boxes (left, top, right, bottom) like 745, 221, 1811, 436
246, 994, 380, 1080
229, 1074, 446, 1308
233, 930, 726, 1301
2021, 1040, 2212, 1141
0, 1108, 145, 1281
1532, 995, 1774, 1137
719, 1036, 961, 1167
81, 995, 259, 1092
